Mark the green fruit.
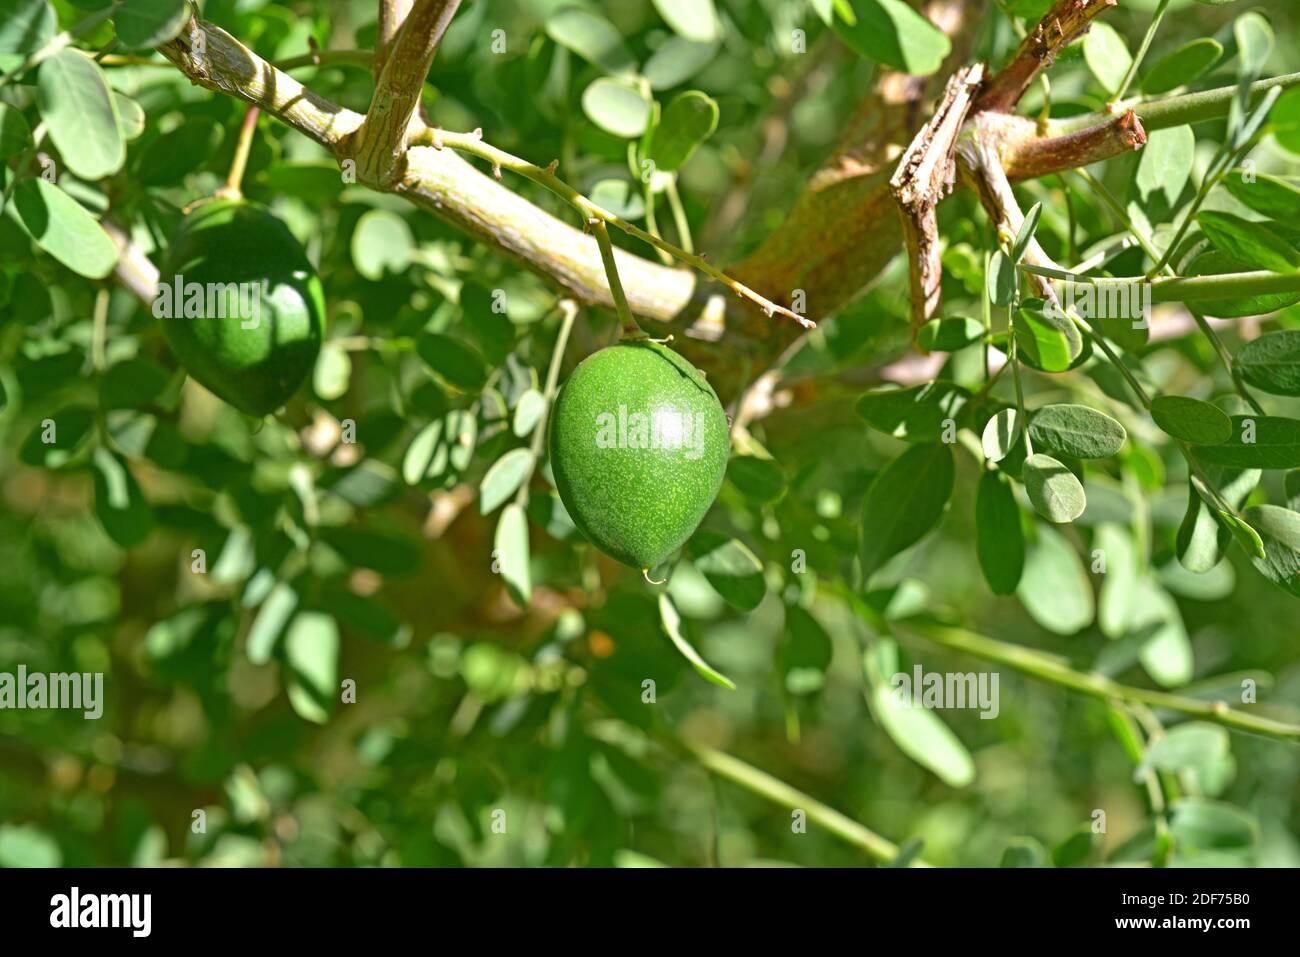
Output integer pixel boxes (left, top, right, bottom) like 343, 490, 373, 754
157, 200, 325, 416
548, 340, 730, 570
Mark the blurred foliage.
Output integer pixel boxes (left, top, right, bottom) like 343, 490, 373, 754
1, 0, 1299, 868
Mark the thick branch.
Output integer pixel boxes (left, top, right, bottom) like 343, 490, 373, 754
351, 0, 461, 186
890, 63, 985, 341
988, 109, 1147, 181
374, 0, 414, 81
976, 0, 1117, 113
157, 19, 364, 149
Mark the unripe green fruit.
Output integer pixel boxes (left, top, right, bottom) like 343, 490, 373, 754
548, 340, 730, 571
157, 200, 325, 416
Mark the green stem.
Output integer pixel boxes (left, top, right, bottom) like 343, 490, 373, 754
664, 177, 694, 255
678, 739, 925, 865
1051, 72, 1300, 137
590, 219, 642, 339
515, 300, 578, 508
1110, 0, 1172, 106
217, 105, 261, 201
1020, 264, 1300, 304
901, 622, 1300, 742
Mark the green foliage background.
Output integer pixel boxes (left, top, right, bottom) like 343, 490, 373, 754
1, 0, 1298, 868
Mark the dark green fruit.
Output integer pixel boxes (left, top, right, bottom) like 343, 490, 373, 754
156, 200, 325, 416
548, 340, 730, 570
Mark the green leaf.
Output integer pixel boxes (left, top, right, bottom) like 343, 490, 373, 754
1197, 210, 1299, 273
1286, 470, 1300, 511
854, 381, 969, 443
495, 503, 532, 606
1017, 525, 1094, 635
916, 316, 983, 352
113, 0, 187, 49
588, 179, 644, 219
1142, 38, 1223, 95
1083, 22, 1132, 95
1000, 837, 1047, 868
20, 406, 95, 468
987, 249, 1017, 307
319, 526, 421, 576
1028, 404, 1127, 459
1223, 169, 1300, 222
1140, 722, 1229, 777
1274, 87, 1300, 156
284, 611, 338, 724
352, 209, 413, 279
975, 470, 1024, 595
1134, 126, 1195, 212
1011, 202, 1041, 263
479, 448, 534, 514
1236, 330, 1300, 396
0, 0, 55, 55
0, 102, 32, 159
1130, 578, 1193, 687
1151, 394, 1233, 444
10, 178, 119, 279
832, 0, 951, 76
582, 76, 651, 138
1193, 415, 1300, 469
865, 640, 974, 787
690, 532, 766, 612
646, 90, 718, 171
1242, 504, 1300, 598
727, 455, 786, 503
1170, 798, 1257, 852
1176, 467, 1259, 573
644, 37, 717, 90
545, 7, 635, 76
659, 593, 735, 689
417, 333, 488, 392
92, 447, 153, 548
0, 824, 60, 867
859, 443, 954, 583
135, 117, 224, 186
37, 49, 124, 180
981, 408, 1021, 463
1023, 453, 1086, 523
1095, 523, 1139, 639
512, 388, 545, 438
1013, 301, 1082, 373
319, 591, 411, 648
780, 604, 833, 694
1052, 828, 1098, 868
246, 582, 297, 665
651, 0, 719, 43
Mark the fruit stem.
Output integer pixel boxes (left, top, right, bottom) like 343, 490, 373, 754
589, 218, 647, 341
217, 105, 261, 202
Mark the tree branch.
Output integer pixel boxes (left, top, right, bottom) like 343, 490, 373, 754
903, 622, 1300, 742
890, 63, 985, 341
374, 0, 414, 81
976, 0, 1117, 113
350, 0, 461, 187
